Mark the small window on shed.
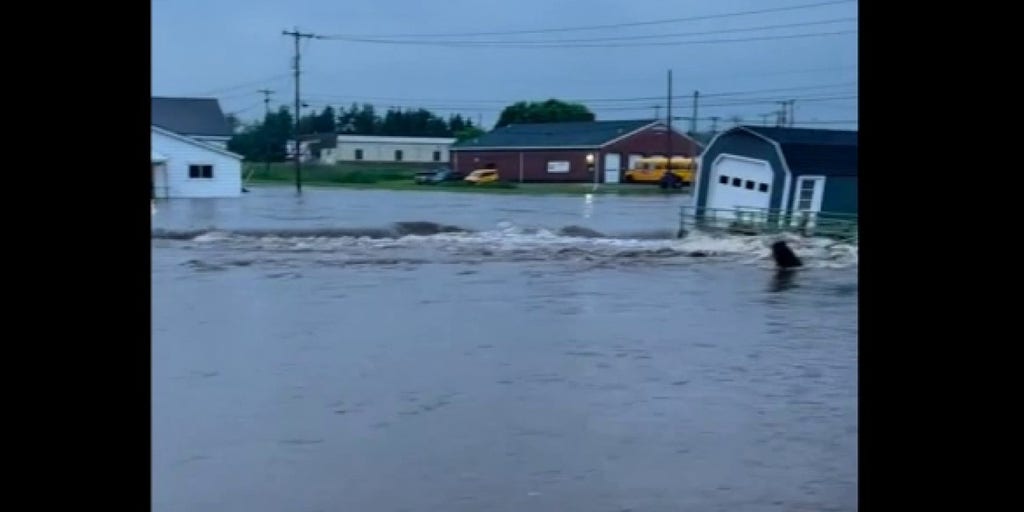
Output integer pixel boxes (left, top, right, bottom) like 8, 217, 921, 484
758, 183, 769, 193
745, 180, 755, 190
433, 151, 441, 162
188, 164, 213, 179
354, 149, 363, 160
732, 177, 742, 187
395, 150, 403, 161
718, 175, 729, 184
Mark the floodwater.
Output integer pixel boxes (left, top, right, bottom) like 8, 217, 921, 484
152, 186, 858, 512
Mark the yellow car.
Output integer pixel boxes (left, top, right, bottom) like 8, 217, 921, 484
464, 169, 500, 184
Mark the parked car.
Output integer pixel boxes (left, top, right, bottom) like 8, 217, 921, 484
464, 169, 500, 184
415, 167, 463, 185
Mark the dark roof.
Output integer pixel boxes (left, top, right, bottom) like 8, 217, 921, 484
451, 119, 656, 149
739, 126, 857, 176
151, 97, 233, 137
689, 131, 715, 146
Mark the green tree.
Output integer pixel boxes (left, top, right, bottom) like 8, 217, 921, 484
227, 107, 293, 161
454, 126, 485, 142
314, 106, 336, 133
448, 114, 466, 134
495, 99, 595, 128
353, 103, 379, 135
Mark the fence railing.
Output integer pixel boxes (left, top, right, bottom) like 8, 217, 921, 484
679, 205, 858, 243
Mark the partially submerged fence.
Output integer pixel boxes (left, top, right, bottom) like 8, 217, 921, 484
679, 206, 858, 244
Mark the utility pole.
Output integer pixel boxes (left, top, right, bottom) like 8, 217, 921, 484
690, 90, 699, 134
761, 113, 770, 126
666, 70, 673, 162
654, 104, 661, 121
776, 101, 788, 127
710, 116, 720, 134
788, 100, 796, 127
258, 89, 274, 176
283, 27, 317, 194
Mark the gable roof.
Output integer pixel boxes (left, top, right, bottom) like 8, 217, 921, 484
738, 126, 857, 176
151, 97, 233, 137
151, 125, 244, 160
451, 119, 658, 150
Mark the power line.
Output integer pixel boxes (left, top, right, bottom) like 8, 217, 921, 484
300, 93, 857, 112
293, 98, 857, 130
319, 29, 857, 48
302, 81, 856, 107
322, 17, 857, 45
188, 73, 291, 97
700, 81, 857, 98
321, 0, 856, 38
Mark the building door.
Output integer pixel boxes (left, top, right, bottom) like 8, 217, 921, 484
706, 154, 774, 219
152, 163, 169, 198
627, 153, 643, 170
603, 153, 621, 184
791, 176, 826, 228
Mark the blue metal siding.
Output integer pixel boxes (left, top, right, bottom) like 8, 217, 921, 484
821, 176, 858, 214
696, 130, 785, 211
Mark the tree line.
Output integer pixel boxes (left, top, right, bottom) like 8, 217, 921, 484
228, 99, 596, 162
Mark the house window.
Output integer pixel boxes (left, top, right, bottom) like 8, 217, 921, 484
731, 177, 742, 187
395, 150, 403, 161
798, 180, 816, 210
758, 183, 769, 192
718, 175, 729, 184
745, 180, 755, 190
188, 164, 213, 179
354, 149, 363, 160
433, 151, 441, 162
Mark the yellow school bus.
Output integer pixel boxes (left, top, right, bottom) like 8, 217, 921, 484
623, 156, 696, 184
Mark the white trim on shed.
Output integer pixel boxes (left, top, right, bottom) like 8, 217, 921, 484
151, 125, 243, 198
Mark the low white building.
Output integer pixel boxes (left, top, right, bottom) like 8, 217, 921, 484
151, 126, 243, 198
320, 135, 455, 164
151, 97, 242, 198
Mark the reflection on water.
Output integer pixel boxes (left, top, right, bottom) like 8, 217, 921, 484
769, 269, 800, 293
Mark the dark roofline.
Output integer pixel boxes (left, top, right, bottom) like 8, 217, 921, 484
451, 119, 703, 150
151, 97, 234, 137
737, 125, 857, 144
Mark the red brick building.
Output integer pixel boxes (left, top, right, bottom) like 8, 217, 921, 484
450, 120, 703, 183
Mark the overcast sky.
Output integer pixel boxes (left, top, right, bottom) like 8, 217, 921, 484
152, 0, 858, 131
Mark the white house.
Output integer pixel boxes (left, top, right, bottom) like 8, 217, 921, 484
320, 135, 456, 164
151, 97, 243, 198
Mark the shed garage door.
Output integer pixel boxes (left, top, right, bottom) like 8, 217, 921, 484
707, 155, 774, 214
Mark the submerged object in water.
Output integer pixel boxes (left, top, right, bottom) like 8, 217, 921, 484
771, 241, 803, 269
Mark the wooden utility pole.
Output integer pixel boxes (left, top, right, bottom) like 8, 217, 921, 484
690, 90, 699, 134
258, 89, 274, 175
282, 28, 318, 194
666, 70, 673, 161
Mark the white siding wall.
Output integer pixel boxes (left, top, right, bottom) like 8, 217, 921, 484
152, 129, 242, 198
194, 136, 230, 149
324, 141, 451, 164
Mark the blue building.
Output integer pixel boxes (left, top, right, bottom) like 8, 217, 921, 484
693, 126, 858, 222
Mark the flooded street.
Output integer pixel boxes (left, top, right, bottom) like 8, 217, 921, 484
152, 186, 857, 512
